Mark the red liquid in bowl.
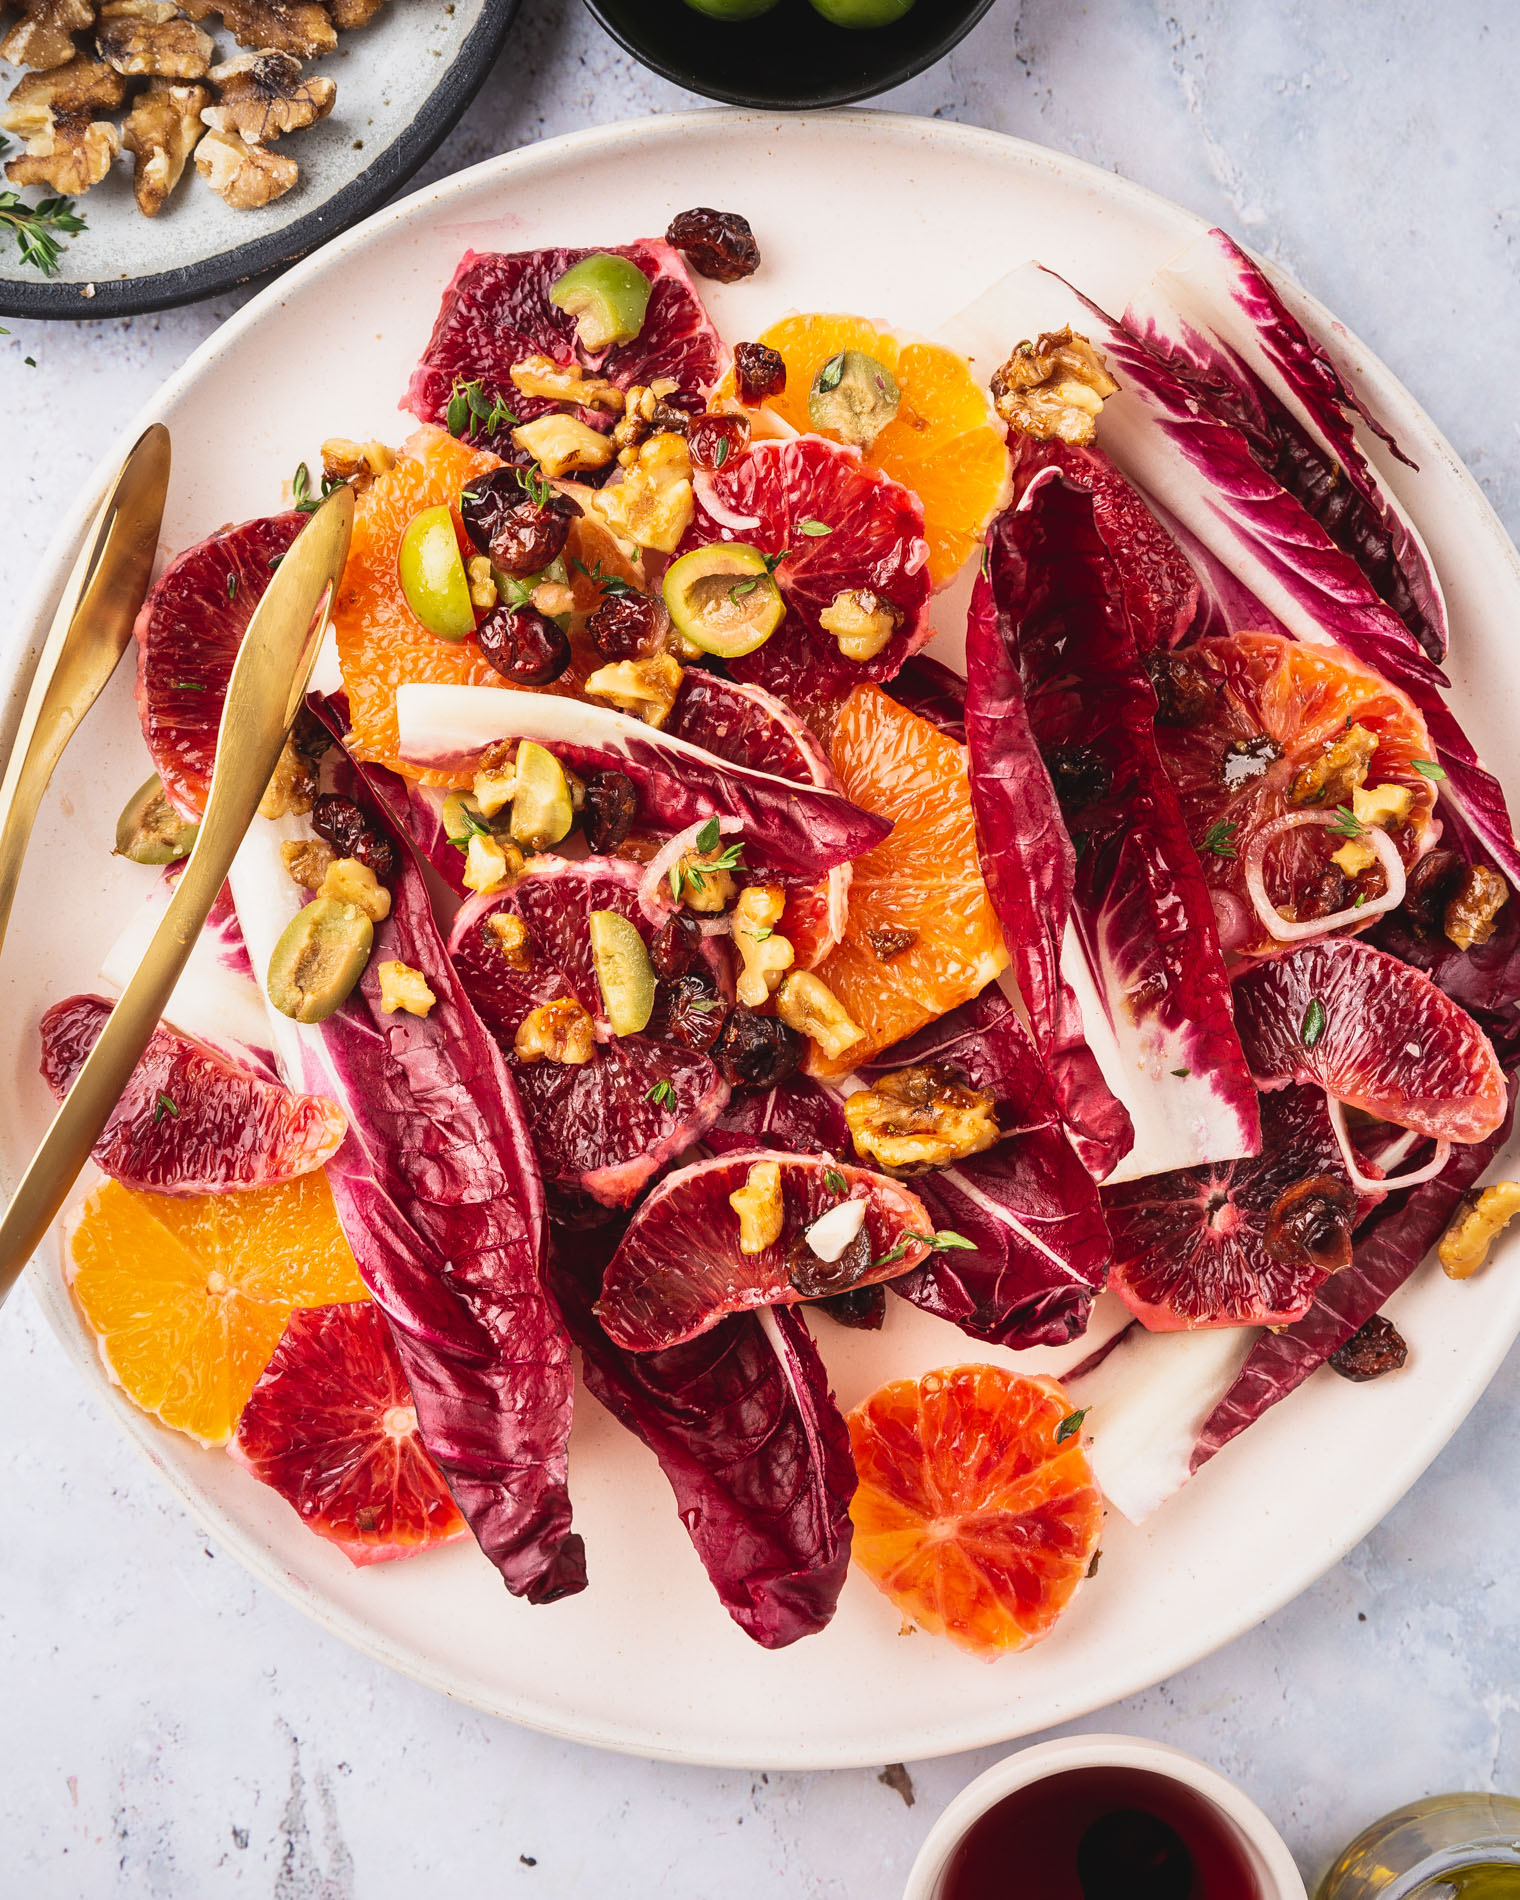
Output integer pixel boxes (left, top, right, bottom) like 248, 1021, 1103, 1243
939, 1766, 1265, 1900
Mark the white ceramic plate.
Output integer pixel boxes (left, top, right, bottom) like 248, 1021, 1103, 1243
8, 111, 1520, 1770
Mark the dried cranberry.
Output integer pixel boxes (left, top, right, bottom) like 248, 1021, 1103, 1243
491, 499, 578, 579
687, 412, 750, 473
1292, 863, 1350, 924
458, 468, 539, 554
1263, 1174, 1355, 1273
581, 770, 638, 852
588, 590, 666, 661
663, 974, 729, 1054
1328, 1313, 1408, 1382
1403, 847, 1465, 936
787, 1218, 872, 1300
310, 793, 396, 881
476, 604, 571, 686
866, 925, 917, 961
734, 341, 786, 404
665, 207, 761, 284
650, 910, 704, 982
816, 1284, 887, 1330
1044, 745, 1111, 813
1145, 648, 1218, 727
712, 1006, 802, 1089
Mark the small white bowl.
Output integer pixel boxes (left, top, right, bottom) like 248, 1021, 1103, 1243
903, 1733, 1308, 1900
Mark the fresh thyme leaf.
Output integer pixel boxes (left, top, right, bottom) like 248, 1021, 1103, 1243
154, 1092, 179, 1125
291, 461, 312, 510
728, 578, 759, 603
762, 548, 793, 574
1201, 819, 1239, 860
871, 1228, 974, 1272
816, 352, 845, 393
750, 925, 772, 943
1412, 758, 1447, 780
1352, 891, 1367, 908
171, 679, 207, 691
1171, 1067, 1191, 1078
1300, 997, 1327, 1049
824, 1169, 846, 1196
1330, 804, 1363, 839
0, 189, 86, 276
1055, 1408, 1089, 1444
269, 553, 284, 571
225, 572, 237, 602
980, 543, 992, 580
797, 519, 832, 537
445, 383, 470, 438
521, 463, 552, 509
646, 1078, 677, 1108
571, 556, 636, 598
668, 861, 685, 903
695, 817, 722, 854
713, 435, 731, 469
447, 803, 491, 850
687, 997, 724, 1014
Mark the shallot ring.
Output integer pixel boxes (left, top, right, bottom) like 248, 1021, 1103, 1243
1243, 809, 1407, 942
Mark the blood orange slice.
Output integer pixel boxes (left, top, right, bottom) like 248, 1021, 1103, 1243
135, 511, 305, 817
1102, 1087, 1360, 1330
448, 856, 730, 1211
597, 1151, 933, 1351
39, 994, 345, 1195
406, 241, 728, 454
1232, 937, 1507, 1142
666, 669, 847, 967
230, 1302, 468, 1566
847, 1365, 1103, 1658
1153, 631, 1437, 957
679, 436, 932, 719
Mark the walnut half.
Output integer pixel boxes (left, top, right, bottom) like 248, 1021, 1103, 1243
1, 1, 97, 74
202, 49, 334, 144
97, 2, 214, 79
180, 0, 336, 59
2, 58, 124, 194
991, 327, 1119, 447
121, 78, 207, 215
194, 124, 297, 208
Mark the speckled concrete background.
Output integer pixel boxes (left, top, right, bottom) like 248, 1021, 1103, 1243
4, 3, 1520, 1894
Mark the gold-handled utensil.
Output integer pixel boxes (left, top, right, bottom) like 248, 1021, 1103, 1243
0, 422, 172, 958
0, 483, 354, 1310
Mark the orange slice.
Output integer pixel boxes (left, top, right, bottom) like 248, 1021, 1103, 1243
728, 315, 1010, 587
808, 683, 1006, 1077
69, 1172, 367, 1446
847, 1365, 1103, 1659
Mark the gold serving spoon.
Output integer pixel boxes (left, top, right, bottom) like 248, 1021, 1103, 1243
0, 422, 171, 959
0, 483, 354, 1310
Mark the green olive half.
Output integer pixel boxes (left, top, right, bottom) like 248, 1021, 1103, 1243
682, 0, 780, 15
114, 773, 198, 864
662, 543, 785, 659
509, 742, 575, 851
267, 896, 373, 1023
548, 254, 652, 353
808, 348, 901, 449
398, 504, 475, 641
589, 910, 656, 1036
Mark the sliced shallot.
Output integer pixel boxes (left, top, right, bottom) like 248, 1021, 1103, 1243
1244, 809, 1407, 942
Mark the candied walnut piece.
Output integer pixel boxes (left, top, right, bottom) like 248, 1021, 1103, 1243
257, 734, 316, 820
514, 996, 595, 1066
734, 341, 786, 406
121, 77, 207, 214
202, 49, 335, 143
589, 432, 695, 556
1328, 1314, 1408, 1383
731, 883, 793, 1006
844, 1064, 999, 1173
97, 2, 213, 78
1262, 1174, 1355, 1273
1438, 1181, 1520, 1280
321, 436, 394, 495
712, 1005, 802, 1090
610, 377, 688, 462
484, 911, 532, 972
665, 206, 761, 284
584, 654, 683, 729
2, 1, 96, 73
581, 770, 638, 853
866, 924, 916, 961
991, 327, 1118, 446
1445, 864, 1510, 951
511, 413, 614, 479
729, 1160, 783, 1254
508, 352, 623, 412
1290, 722, 1377, 807
377, 960, 436, 1018
819, 588, 899, 663
322, 855, 390, 923
775, 971, 864, 1063
180, 0, 336, 58
280, 835, 335, 891
462, 832, 521, 897
3, 57, 124, 194
195, 125, 298, 207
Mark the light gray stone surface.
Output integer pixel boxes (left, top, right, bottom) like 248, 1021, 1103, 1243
4, 2, 1520, 1893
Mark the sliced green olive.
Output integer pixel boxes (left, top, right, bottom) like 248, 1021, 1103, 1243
114, 773, 198, 864
662, 543, 785, 659
508, 741, 574, 851
441, 789, 504, 850
589, 910, 656, 1036
808, 349, 901, 449
807, 0, 915, 22
398, 503, 475, 641
267, 896, 373, 1023
548, 253, 653, 352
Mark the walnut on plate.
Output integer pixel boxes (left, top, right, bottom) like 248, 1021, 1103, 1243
194, 120, 295, 206
328, 0, 385, 24
1, 0, 96, 73
120, 76, 207, 213
2, 56, 124, 193
96, 1, 213, 77
201, 48, 333, 143
179, 0, 336, 58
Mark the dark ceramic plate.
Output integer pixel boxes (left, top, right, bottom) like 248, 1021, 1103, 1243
583, 0, 997, 110
0, 0, 519, 322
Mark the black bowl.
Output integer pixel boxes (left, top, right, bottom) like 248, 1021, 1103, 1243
582, 0, 998, 110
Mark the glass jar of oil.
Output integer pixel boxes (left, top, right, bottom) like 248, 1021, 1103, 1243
1319, 1796, 1520, 1899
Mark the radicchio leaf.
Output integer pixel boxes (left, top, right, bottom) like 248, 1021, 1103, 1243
1126, 227, 1446, 659
228, 768, 585, 1605
706, 1072, 851, 1159
884, 652, 968, 742
967, 467, 1258, 1179
862, 987, 1115, 1347
550, 1228, 855, 1650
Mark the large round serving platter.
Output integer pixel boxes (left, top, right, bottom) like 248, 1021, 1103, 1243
6, 111, 1520, 1770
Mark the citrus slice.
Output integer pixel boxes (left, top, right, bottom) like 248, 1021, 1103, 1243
807, 683, 1007, 1077
847, 1365, 1103, 1658
1151, 631, 1437, 957
68, 1172, 367, 1445
230, 1302, 468, 1566
726, 314, 1011, 587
